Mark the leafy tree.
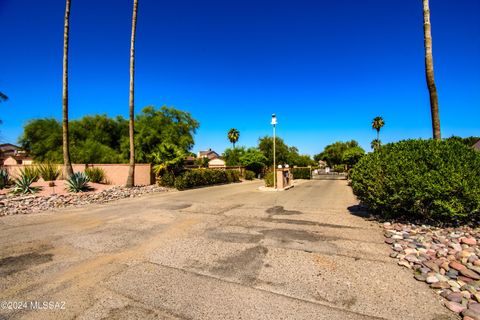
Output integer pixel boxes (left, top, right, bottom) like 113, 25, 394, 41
223, 146, 245, 166
371, 116, 385, 141
239, 148, 267, 175
258, 136, 290, 166
126, 0, 139, 187
227, 128, 240, 148
371, 139, 382, 151
342, 146, 365, 168
445, 136, 480, 147
19, 118, 64, 162
195, 157, 210, 168
131, 106, 199, 163
423, 0, 441, 140
286, 146, 315, 167
62, 0, 73, 177
314, 140, 359, 167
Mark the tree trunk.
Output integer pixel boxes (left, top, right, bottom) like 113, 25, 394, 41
126, 0, 138, 187
423, 0, 441, 140
62, 0, 74, 178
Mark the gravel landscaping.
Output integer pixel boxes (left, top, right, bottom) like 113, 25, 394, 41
0, 185, 169, 216
384, 222, 480, 320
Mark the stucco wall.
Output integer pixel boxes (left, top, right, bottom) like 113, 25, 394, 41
2, 163, 153, 186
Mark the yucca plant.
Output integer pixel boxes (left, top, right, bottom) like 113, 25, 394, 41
84, 167, 106, 184
18, 166, 40, 182
12, 174, 40, 195
0, 168, 9, 189
66, 172, 92, 193
38, 163, 61, 181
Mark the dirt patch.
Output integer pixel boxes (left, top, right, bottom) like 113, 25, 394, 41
0, 252, 53, 276
266, 206, 303, 216
210, 246, 268, 284
260, 228, 339, 242
208, 232, 263, 244
152, 203, 192, 210
262, 218, 358, 229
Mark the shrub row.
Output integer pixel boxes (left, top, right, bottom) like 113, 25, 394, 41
291, 167, 311, 179
350, 139, 480, 225
173, 169, 240, 191
244, 170, 256, 180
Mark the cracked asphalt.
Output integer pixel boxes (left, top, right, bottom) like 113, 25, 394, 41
0, 180, 456, 319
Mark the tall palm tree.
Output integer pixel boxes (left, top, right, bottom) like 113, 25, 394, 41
126, 0, 138, 188
62, 0, 74, 178
227, 128, 240, 148
371, 139, 381, 152
371, 116, 385, 141
423, 0, 441, 140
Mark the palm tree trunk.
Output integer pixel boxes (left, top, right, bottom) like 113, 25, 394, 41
377, 130, 379, 141
423, 0, 441, 140
126, 0, 138, 187
62, 0, 74, 178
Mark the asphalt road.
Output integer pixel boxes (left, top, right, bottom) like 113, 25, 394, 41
0, 180, 456, 320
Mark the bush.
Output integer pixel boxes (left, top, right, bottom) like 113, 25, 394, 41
264, 172, 274, 187
292, 167, 311, 179
225, 170, 240, 183
244, 170, 256, 180
174, 169, 238, 190
12, 172, 40, 195
333, 164, 346, 173
157, 172, 176, 187
84, 167, 106, 183
38, 163, 61, 181
66, 172, 92, 193
19, 166, 40, 182
350, 139, 480, 225
0, 169, 9, 189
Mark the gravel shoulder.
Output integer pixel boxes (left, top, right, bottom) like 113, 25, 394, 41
0, 180, 457, 320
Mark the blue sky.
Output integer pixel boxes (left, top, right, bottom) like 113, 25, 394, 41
1, 0, 479, 156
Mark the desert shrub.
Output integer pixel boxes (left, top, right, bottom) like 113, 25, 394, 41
264, 172, 274, 187
291, 167, 311, 179
66, 172, 92, 193
350, 139, 480, 225
244, 170, 256, 180
84, 167, 106, 183
225, 170, 240, 183
174, 169, 235, 190
0, 169, 9, 189
157, 172, 176, 187
19, 166, 40, 182
12, 172, 40, 195
38, 163, 61, 181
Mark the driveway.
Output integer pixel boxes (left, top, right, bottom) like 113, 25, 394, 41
0, 180, 455, 320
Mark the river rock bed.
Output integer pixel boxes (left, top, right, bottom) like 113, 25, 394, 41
384, 222, 480, 319
0, 185, 169, 216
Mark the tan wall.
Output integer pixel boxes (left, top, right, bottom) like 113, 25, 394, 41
2, 163, 153, 186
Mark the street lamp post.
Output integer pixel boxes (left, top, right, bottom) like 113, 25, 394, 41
271, 114, 277, 189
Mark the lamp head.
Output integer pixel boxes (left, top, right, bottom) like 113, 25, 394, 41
271, 114, 277, 125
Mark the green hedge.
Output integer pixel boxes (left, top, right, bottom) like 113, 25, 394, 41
244, 170, 256, 180
264, 172, 274, 187
292, 167, 311, 179
174, 169, 240, 190
350, 139, 480, 225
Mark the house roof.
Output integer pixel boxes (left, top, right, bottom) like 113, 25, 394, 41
473, 140, 480, 151
198, 149, 220, 159
0, 143, 22, 152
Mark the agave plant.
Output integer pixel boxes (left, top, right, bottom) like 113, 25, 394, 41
12, 175, 40, 195
0, 168, 9, 189
66, 172, 92, 193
